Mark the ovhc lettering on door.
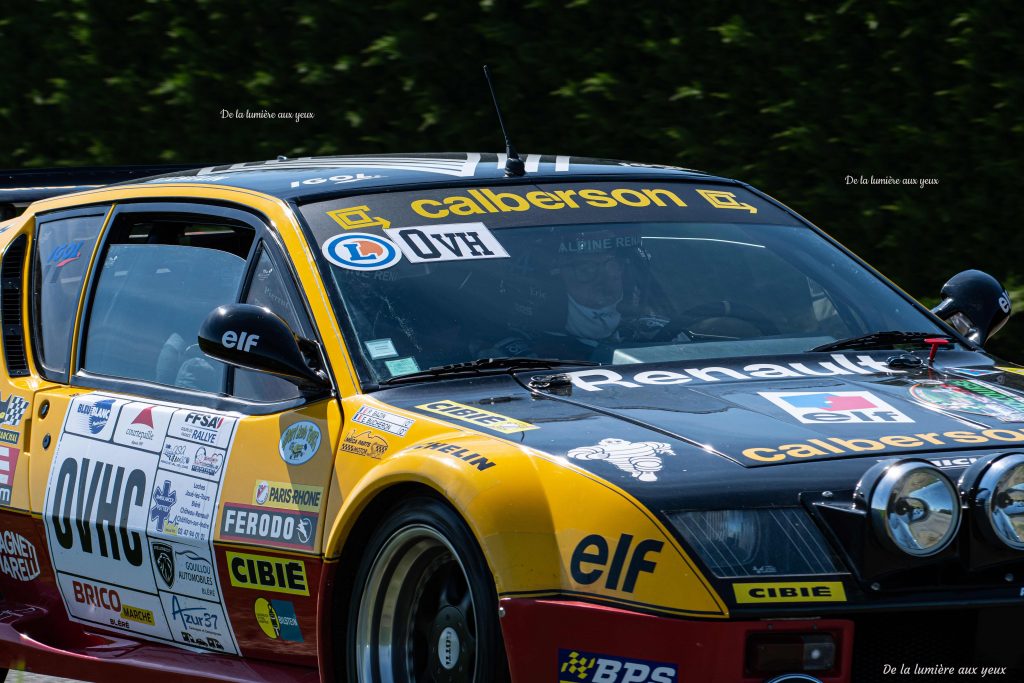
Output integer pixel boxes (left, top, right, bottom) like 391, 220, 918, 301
49, 455, 147, 566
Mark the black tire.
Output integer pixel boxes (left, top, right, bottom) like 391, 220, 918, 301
345, 496, 509, 683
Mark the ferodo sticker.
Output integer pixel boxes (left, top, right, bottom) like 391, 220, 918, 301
220, 503, 317, 550
383, 223, 509, 263
44, 394, 239, 654
733, 581, 847, 604
415, 400, 537, 434
558, 648, 678, 683
226, 552, 309, 596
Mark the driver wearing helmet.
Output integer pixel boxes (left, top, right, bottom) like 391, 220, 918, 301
478, 229, 681, 359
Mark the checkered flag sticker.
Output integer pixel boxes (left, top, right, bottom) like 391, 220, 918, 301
560, 651, 597, 680
1, 395, 29, 427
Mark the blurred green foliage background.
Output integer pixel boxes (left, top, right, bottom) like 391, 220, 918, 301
2, 1, 1022, 354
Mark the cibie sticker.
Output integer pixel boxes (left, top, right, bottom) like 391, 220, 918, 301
322, 232, 403, 271
760, 391, 913, 424
384, 222, 510, 264
557, 648, 678, 683
279, 421, 322, 466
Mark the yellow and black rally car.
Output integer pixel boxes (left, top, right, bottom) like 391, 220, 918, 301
0, 154, 1022, 683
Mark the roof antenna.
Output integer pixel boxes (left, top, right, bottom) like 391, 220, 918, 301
483, 65, 525, 177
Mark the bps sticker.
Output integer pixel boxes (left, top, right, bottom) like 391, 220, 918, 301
279, 421, 322, 466
322, 233, 403, 271
760, 391, 913, 424
558, 648, 677, 683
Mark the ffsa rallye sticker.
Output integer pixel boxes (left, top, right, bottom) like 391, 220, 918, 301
43, 394, 240, 654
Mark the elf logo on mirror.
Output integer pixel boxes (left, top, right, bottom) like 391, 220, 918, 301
221, 331, 259, 352
49, 457, 146, 566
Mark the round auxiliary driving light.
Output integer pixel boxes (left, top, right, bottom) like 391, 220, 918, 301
976, 453, 1024, 550
868, 461, 961, 557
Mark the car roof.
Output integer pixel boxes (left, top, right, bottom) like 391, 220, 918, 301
131, 152, 738, 203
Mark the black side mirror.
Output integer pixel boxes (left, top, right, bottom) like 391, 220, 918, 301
198, 304, 329, 390
931, 269, 1011, 345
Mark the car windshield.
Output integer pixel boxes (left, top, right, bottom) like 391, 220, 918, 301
299, 181, 946, 383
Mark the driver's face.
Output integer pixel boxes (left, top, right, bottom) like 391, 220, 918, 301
561, 253, 624, 308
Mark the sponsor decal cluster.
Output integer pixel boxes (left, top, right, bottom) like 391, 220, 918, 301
565, 354, 900, 392
227, 551, 309, 596
567, 439, 674, 482
340, 428, 390, 459
0, 446, 20, 506
0, 393, 29, 445
43, 394, 240, 654
760, 391, 913, 424
352, 405, 414, 436
558, 648, 678, 683
415, 400, 537, 434
910, 379, 1024, 422
733, 581, 847, 604
411, 442, 496, 472
220, 503, 316, 550
570, 534, 662, 594
254, 597, 303, 642
278, 420, 322, 466
0, 530, 40, 581
743, 427, 1024, 463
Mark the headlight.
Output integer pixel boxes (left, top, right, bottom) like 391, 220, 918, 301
972, 453, 1024, 550
862, 461, 961, 557
667, 508, 842, 578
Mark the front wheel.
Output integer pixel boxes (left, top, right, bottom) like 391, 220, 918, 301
347, 497, 509, 682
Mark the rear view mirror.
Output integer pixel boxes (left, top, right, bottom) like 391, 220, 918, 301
198, 304, 329, 390
931, 270, 1011, 345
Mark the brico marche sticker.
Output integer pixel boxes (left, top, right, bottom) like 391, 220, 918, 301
43, 393, 240, 654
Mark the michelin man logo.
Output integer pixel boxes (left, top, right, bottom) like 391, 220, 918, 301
566, 439, 674, 482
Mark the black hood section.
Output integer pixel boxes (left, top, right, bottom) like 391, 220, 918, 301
377, 350, 1024, 507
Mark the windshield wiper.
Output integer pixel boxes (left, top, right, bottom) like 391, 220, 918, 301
808, 331, 952, 353
380, 356, 598, 384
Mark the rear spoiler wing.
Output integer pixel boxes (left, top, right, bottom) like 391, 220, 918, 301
0, 164, 210, 218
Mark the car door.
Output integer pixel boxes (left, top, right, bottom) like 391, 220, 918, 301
26, 202, 338, 664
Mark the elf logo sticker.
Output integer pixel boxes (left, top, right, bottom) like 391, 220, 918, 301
760, 391, 913, 424
558, 649, 677, 683
384, 223, 510, 264
569, 533, 662, 593
322, 233, 403, 271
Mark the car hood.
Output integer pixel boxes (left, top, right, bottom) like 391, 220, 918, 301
378, 350, 1024, 501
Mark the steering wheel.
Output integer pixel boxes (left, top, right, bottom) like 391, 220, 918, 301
666, 301, 780, 339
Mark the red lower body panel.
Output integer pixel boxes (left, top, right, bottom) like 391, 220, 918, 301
500, 598, 853, 683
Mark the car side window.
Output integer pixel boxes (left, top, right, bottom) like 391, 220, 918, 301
232, 246, 313, 402
81, 212, 254, 392
31, 207, 108, 381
